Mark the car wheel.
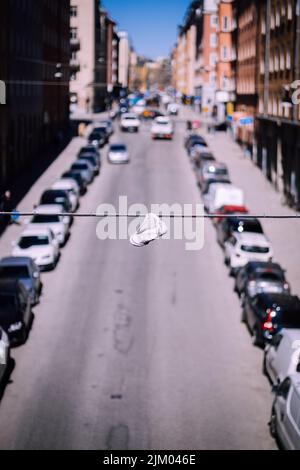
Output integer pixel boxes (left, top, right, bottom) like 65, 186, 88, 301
269, 406, 278, 438
241, 307, 247, 324
252, 326, 262, 347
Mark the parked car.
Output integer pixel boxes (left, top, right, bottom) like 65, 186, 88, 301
0, 257, 42, 305
184, 134, 207, 151
88, 131, 106, 148
197, 162, 229, 188
120, 113, 140, 132
270, 374, 300, 450
0, 326, 10, 384
151, 116, 174, 140
62, 171, 87, 195
70, 160, 94, 184
224, 232, 273, 275
108, 143, 129, 164
39, 189, 72, 213
235, 261, 290, 298
78, 154, 100, 175
12, 227, 60, 271
203, 183, 245, 214
264, 329, 300, 384
0, 279, 32, 345
213, 204, 249, 225
217, 216, 264, 248
193, 152, 216, 169
78, 144, 100, 159
201, 178, 231, 197
167, 102, 179, 116
51, 179, 80, 212
94, 119, 114, 136
242, 293, 300, 347
27, 204, 70, 246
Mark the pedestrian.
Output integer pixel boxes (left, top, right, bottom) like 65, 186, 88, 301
0, 190, 20, 225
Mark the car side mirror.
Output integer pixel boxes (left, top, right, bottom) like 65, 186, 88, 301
33, 272, 39, 279
272, 384, 280, 395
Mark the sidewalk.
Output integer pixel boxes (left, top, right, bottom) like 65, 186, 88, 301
0, 112, 107, 254
182, 106, 300, 296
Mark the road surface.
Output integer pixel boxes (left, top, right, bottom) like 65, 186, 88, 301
0, 115, 276, 450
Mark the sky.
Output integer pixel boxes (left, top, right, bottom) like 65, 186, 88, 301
103, 0, 192, 59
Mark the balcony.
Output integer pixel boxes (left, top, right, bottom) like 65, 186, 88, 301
70, 37, 80, 51
70, 58, 80, 72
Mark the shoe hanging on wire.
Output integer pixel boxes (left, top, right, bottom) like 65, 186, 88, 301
130, 213, 168, 247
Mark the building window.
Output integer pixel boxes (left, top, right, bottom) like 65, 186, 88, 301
210, 53, 218, 66
210, 72, 217, 86
70, 28, 78, 39
222, 16, 229, 31
221, 46, 228, 61
211, 15, 218, 27
210, 33, 218, 47
70, 5, 77, 17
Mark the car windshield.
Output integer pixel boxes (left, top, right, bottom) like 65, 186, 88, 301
31, 215, 60, 223
234, 220, 263, 233
18, 236, 49, 249
255, 271, 284, 282
156, 120, 169, 125
41, 195, 66, 205
208, 167, 228, 176
72, 163, 88, 170
110, 145, 126, 152
241, 245, 269, 253
0, 266, 30, 278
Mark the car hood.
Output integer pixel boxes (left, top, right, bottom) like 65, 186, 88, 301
13, 246, 53, 257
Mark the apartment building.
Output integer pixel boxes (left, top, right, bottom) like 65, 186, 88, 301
235, 0, 259, 147
0, 0, 70, 188
70, 0, 106, 113
194, 0, 219, 115
255, 0, 300, 201
215, 0, 237, 120
118, 31, 130, 89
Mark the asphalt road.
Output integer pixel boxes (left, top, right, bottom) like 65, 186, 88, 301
0, 116, 276, 450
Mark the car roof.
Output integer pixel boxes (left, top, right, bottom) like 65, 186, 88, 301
279, 329, 300, 342
52, 179, 77, 189
255, 293, 300, 308
234, 232, 269, 244
245, 261, 284, 272
34, 204, 64, 214
20, 227, 51, 237
0, 257, 32, 267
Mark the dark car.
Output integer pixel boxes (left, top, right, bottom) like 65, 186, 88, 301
0, 257, 42, 305
185, 134, 207, 151
193, 151, 216, 168
88, 131, 106, 148
216, 216, 264, 247
78, 154, 100, 175
0, 279, 32, 345
62, 171, 87, 195
78, 145, 100, 159
242, 293, 300, 347
39, 189, 71, 213
235, 261, 290, 298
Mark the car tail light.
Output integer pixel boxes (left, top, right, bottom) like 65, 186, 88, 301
263, 309, 275, 331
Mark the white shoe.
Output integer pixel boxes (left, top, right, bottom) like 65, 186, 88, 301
130, 213, 167, 247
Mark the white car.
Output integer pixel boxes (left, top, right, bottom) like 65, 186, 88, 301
203, 183, 245, 214
167, 102, 179, 115
120, 113, 140, 133
12, 227, 60, 270
224, 232, 273, 274
264, 329, 300, 385
108, 143, 129, 164
151, 116, 174, 140
51, 179, 79, 212
27, 205, 70, 246
0, 327, 10, 384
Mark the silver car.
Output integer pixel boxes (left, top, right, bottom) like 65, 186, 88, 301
71, 159, 94, 184
108, 143, 129, 164
0, 327, 10, 384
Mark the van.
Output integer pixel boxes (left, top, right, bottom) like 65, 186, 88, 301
264, 329, 300, 384
270, 374, 300, 450
203, 183, 245, 214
